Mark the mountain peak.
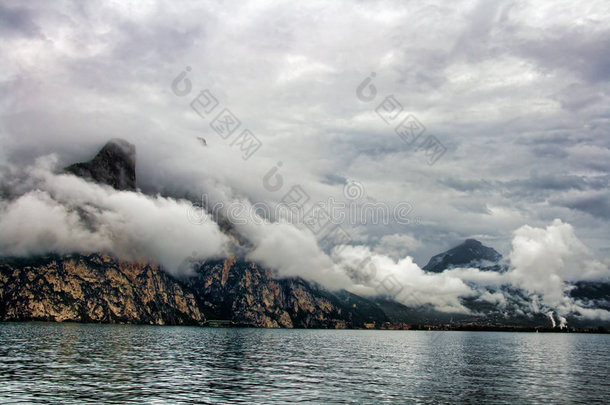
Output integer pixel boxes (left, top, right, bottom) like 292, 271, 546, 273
423, 239, 503, 273
463, 238, 482, 246
65, 139, 136, 191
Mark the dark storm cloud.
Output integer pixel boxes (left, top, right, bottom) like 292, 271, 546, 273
440, 172, 608, 196
438, 177, 495, 192
517, 29, 610, 83
0, 0, 609, 277
505, 173, 608, 192
322, 173, 348, 186
0, 3, 41, 38
552, 192, 610, 220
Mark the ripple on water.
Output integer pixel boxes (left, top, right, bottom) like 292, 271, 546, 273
0, 324, 609, 404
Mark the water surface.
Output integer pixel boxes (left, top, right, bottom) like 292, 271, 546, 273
1, 323, 608, 404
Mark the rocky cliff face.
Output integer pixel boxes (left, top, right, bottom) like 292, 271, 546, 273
0, 254, 391, 328
185, 258, 388, 328
64, 138, 137, 191
0, 254, 202, 325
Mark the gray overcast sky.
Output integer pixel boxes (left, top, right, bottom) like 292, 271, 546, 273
1, 0, 609, 266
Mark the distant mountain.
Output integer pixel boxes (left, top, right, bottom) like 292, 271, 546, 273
65, 138, 136, 191
569, 281, 610, 311
421, 240, 610, 328
423, 239, 505, 273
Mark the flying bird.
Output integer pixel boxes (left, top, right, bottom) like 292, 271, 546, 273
197, 136, 207, 146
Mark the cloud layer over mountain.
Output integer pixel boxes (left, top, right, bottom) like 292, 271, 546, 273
0, 157, 230, 274
1, 1, 609, 322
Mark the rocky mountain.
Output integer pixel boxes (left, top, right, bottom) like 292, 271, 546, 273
422, 240, 610, 328
185, 258, 388, 328
64, 138, 136, 191
423, 238, 505, 273
0, 253, 388, 328
569, 281, 610, 312
1, 139, 608, 329
0, 139, 389, 328
0, 254, 202, 325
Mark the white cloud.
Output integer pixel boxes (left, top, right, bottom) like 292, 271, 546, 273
374, 233, 422, 259
507, 219, 610, 312
0, 160, 230, 275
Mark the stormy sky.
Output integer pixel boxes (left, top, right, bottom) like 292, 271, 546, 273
1, 0, 609, 305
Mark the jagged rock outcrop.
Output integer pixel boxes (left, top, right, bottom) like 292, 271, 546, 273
0, 254, 392, 328
0, 254, 203, 325
185, 258, 389, 328
65, 138, 136, 191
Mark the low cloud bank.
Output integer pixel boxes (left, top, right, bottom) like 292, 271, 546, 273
0, 156, 230, 275
1, 158, 609, 323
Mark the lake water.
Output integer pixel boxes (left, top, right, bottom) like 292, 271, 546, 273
0, 323, 608, 404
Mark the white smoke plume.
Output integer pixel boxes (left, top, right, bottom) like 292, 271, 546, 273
548, 311, 556, 328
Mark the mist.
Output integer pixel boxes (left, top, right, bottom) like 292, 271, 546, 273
0, 0, 609, 324
0, 156, 230, 275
